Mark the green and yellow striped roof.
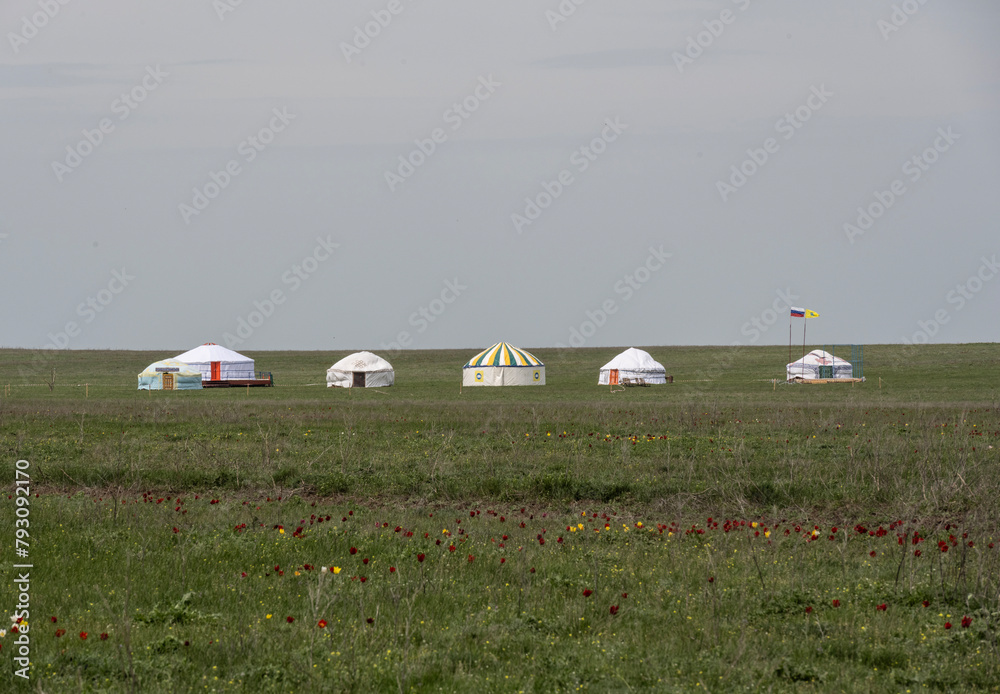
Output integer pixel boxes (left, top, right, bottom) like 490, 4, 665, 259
464, 342, 543, 368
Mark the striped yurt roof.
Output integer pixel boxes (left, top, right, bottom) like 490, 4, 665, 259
464, 342, 543, 368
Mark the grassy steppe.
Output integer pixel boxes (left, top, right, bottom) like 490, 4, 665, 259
1, 345, 998, 692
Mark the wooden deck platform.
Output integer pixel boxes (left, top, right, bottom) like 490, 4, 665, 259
203, 378, 273, 388
788, 377, 864, 385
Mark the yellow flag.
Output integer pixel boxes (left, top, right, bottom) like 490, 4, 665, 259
805, 310, 820, 318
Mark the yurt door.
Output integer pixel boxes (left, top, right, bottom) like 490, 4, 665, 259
352, 372, 366, 388
609, 370, 619, 385
211, 362, 221, 380
162, 373, 175, 390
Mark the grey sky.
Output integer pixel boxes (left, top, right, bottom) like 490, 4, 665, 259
1, 0, 998, 353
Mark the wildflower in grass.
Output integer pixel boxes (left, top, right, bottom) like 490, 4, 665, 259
922, 600, 930, 607
55, 629, 65, 637
360, 577, 367, 583
80, 632, 88, 640
366, 617, 374, 624
876, 603, 887, 612
500, 558, 506, 564
266, 614, 272, 619
449, 545, 456, 553
50, 616, 57, 623
582, 589, 593, 597
805, 606, 813, 614
708, 577, 714, 583
321, 567, 328, 574
832, 600, 840, 608
100, 633, 108, 640
530, 567, 536, 573
349, 547, 358, 555
945, 622, 952, 629
389, 567, 396, 573
0, 630, 5, 638
417, 554, 425, 563
914, 550, 922, 557
362, 558, 369, 565
961, 615, 972, 628
869, 551, 876, 558
468, 555, 475, 563
622, 593, 628, 599
318, 619, 328, 629
609, 605, 619, 616
286, 616, 294, 623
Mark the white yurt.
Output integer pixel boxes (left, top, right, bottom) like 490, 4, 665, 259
173, 343, 254, 382
137, 359, 203, 390
462, 342, 545, 386
786, 350, 854, 380
327, 351, 395, 388
598, 348, 667, 385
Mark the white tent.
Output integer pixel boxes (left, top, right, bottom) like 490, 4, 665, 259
598, 348, 667, 385
137, 359, 203, 390
173, 343, 254, 382
786, 350, 854, 380
462, 342, 545, 386
327, 351, 395, 388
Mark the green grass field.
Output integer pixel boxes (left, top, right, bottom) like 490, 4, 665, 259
1, 345, 999, 692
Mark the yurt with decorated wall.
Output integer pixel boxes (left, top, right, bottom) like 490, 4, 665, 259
462, 342, 545, 387
137, 359, 203, 390
786, 350, 855, 381
327, 351, 395, 388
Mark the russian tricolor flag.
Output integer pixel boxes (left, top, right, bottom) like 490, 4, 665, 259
790, 307, 805, 318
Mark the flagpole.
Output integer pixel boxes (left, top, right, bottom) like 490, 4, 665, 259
801, 318, 807, 378
788, 317, 792, 367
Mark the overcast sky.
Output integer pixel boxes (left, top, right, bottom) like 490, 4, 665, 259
1, 0, 998, 353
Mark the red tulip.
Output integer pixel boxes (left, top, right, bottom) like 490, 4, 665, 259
582, 589, 593, 597
609, 605, 619, 616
